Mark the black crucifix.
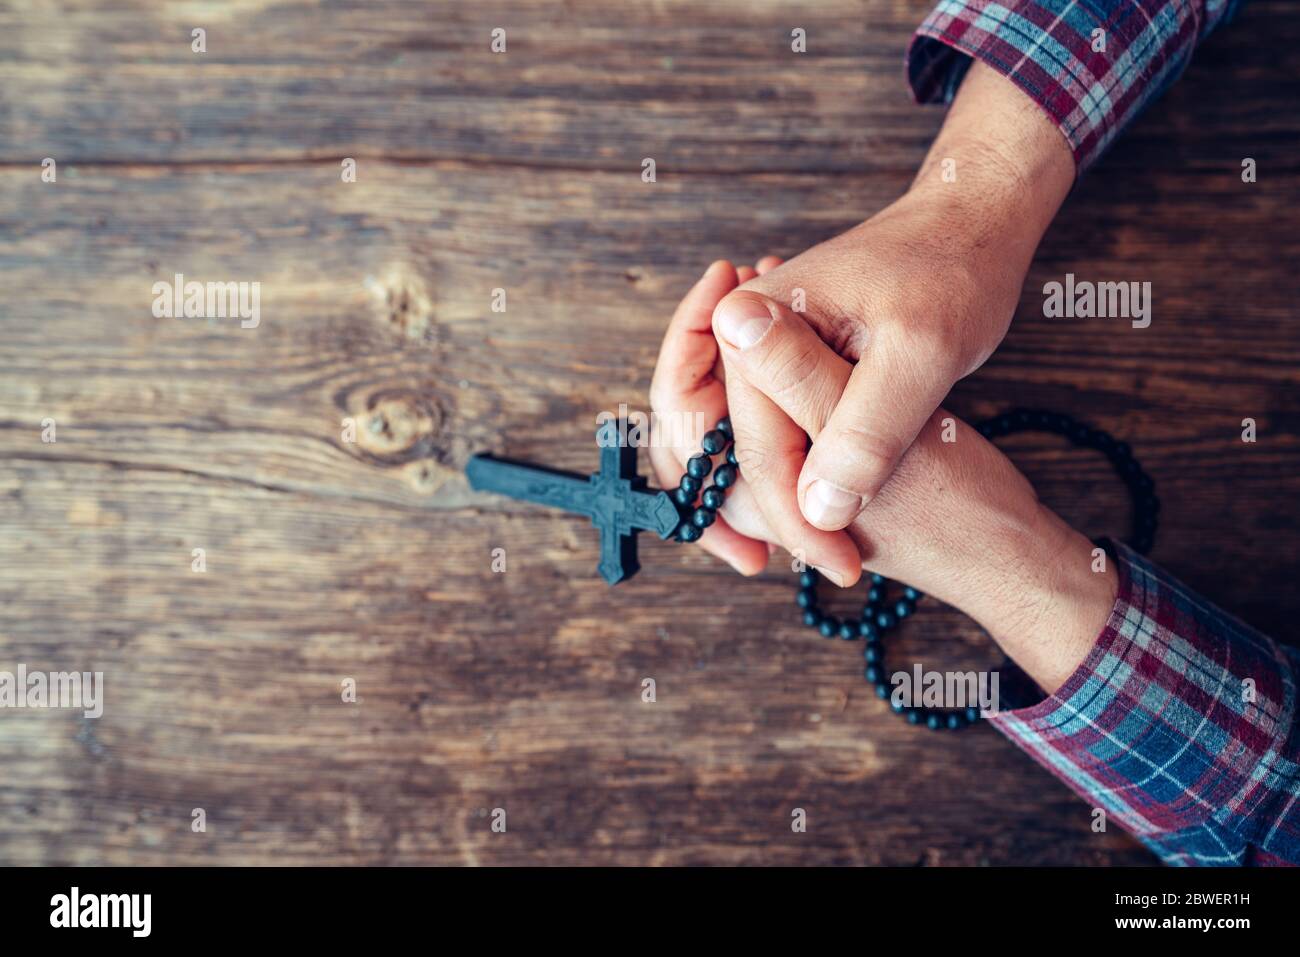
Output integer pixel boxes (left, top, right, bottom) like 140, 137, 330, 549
465, 420, 680, 584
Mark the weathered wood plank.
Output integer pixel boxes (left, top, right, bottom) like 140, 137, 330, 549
3, 153, 1298, 864
1, 1, 1294, 172
1, 0, 1298, 866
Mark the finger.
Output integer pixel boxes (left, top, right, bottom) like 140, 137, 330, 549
649, 433, 769, 575
755, 255, 783, 275
650, 260, 736, 408
712, 289, 850, 439
715, 477, 775, 542
736, 265, 758, 283
797, 335, 954, 530
649, 262, 770, 574
722, 370, 860, 586
713, 297, 861, 587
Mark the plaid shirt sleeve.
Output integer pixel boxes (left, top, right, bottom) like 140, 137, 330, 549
988, 542, 1300, 866
907, 0, 1247, 172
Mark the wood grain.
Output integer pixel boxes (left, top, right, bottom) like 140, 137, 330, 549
0, 0, 1297, 865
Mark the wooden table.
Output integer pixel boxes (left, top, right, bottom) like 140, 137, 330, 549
1, 0, 1296, 865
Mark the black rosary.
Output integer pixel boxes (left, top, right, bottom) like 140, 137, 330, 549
466, 409, 1158, 731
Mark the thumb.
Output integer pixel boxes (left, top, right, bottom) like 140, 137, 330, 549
797, 338, 953, 530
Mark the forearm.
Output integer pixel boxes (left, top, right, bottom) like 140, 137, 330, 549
950, 501, 1116, 694
847, 415, 1300, 865
912, 60, 1074, 245
845, 413, 1112, 693
906, 61, 1073, 283
991, 542, 1300, 866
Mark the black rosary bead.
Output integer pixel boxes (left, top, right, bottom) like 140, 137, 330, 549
874, 684, 890, 700
798, 569, 819, 589
863, 644, 881, 665
894, 598, 914, 619
864, 665, 882, 684
691, 506, 716, 529
902, 586, 922, 601
802, 609, 820, 627
875, 609, 897, 631
686, 454, 712, 479
712, 464, 738, 488
676, 522, 702, 543
725, 446, 739, 467
701, 430, 727, 455
859, 619, 878, 641
867, 585, 884, 604
926, 713, 942, 730
906, 709, 921, 725
819, 617, 840, 638
716, 416, 732, 437
673, 487, 695, 508
679, 474, 701, 496
700, 486, 725, 510
796, 588, 818, 609
839, 621, 858, 641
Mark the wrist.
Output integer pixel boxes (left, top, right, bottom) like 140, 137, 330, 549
906, 61, 1074, 275
975, 505, 1118, 694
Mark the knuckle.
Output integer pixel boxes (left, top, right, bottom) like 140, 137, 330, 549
760, 334, 823, 401
731, 443, 775, 481
829, 424, 903, 481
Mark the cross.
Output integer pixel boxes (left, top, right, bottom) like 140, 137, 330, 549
465, 419, 681, 584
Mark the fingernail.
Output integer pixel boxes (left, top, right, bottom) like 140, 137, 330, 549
803, 479, 862, 529
812, 565, 846, 587
715, 298, 773, 350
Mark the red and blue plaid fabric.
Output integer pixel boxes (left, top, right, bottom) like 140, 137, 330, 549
907, 0, 1246, 171
989, 542, 1300, 865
